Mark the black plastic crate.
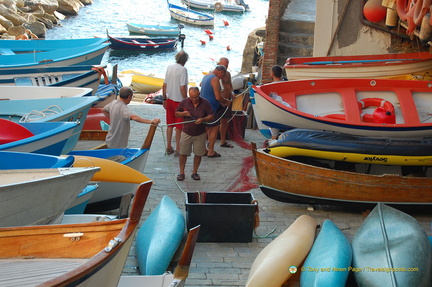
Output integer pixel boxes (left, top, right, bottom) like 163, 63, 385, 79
185, 192, 257, 242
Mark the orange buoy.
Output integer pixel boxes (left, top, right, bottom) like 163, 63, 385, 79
200, 40, 206, 45
363, 0, 387, 22
223, 20, 229, 26
208, 34, 214, 40
204, 29, 213, 35
226, 45, 231, 50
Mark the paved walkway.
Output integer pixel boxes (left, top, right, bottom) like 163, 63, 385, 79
118, 102, 432, 287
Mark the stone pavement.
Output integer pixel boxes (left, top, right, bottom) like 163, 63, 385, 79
119, 102, 432, 287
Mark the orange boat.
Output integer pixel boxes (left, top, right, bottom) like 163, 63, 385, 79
252, 78, 432, 138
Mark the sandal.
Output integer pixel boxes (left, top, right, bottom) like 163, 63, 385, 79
207, 151, 221, 158
177, 174, 185, 181
191, 173, 201, 180
220, 142, 234, 148
166, 148, 174, 155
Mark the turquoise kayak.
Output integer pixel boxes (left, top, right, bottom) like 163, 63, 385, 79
136, 195, 185, 275
300, 219, 352, 287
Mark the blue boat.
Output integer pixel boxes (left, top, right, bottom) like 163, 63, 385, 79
0, 121, 78, 155
0, 91, 99, 154
0, 38, 108, 53
107, 34, 178, 51
65, 184, 99, 214
136, 195, 185, 275
0, 43, 109, 70
0, 65, 101, 92
0, 151, 74, 169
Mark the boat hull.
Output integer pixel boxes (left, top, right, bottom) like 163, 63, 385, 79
284, 52, 432, 80
352, 203, 432, 287
136, 195, 185, 275
0, 121, 78, 156
252, 146, 432, 207
0, 43, 109, 70
246, 215, 317, 286
168, 3, 215, 26
0, 182, 151, 286
69, 148, 149, 211
0, 167, 99, 227
181, 0, 246, 12
0, 93, 99, 154
300, 220, 352, 287
108, 35, 178, 51
126, 23, 180, 36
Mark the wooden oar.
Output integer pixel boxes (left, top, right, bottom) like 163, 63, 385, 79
169, 225, 200, 286
71, 155, 151, 183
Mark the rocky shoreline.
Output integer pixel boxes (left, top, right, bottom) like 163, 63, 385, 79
0, 0, 92, 39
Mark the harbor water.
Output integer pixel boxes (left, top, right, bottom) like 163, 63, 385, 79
45, 0, 268, 80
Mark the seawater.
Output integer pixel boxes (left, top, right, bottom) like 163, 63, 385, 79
45, 0, 268, 80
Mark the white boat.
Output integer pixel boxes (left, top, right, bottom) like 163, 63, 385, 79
168, 2, 215, 26
0, 182, 152, 287
126, 23, 181, 36
181, 0, 249, 12
0, 167, 99, 227
284, 51, 432, 80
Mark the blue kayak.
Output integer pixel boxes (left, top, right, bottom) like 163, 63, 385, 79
136, 195, 185, 275
300, 219, 352, 287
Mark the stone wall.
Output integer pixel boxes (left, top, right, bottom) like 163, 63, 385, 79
0, 0, 92, 39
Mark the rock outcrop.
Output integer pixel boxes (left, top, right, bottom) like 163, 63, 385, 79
0, 0, 93, 38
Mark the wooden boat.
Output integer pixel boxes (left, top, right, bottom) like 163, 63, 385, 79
300, 219, 352, 287
181, 0, 249, 12
126, 23, 181, 36
0, 43, 109, 70
251, 143, 432, 208
252, 78, 432, 138
107, 34, 178, 51
118, 225, 200, 287
352, 203, 432, 286
69, 125, 157, 212
0, 93, 99, 154
0, 151, 74, 169
270, 129, 432, 156
284, 51, 432, 80
246, 215, 317, 287
136, 195, 185, 275
0, 120, 78, 155
0, 181, 152, 286
0, 37, 108, 53
168, 2, 215, 26
0, 167, 99, 227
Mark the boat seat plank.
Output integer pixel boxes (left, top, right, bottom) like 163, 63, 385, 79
0, 259, 86, 286
400, 88, 423, 124
342, 89, 361, 122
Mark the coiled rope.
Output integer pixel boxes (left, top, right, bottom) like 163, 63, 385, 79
19, 105, 63, 122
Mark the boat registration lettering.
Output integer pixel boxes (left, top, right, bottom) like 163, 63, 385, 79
363, 156, 388, 163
